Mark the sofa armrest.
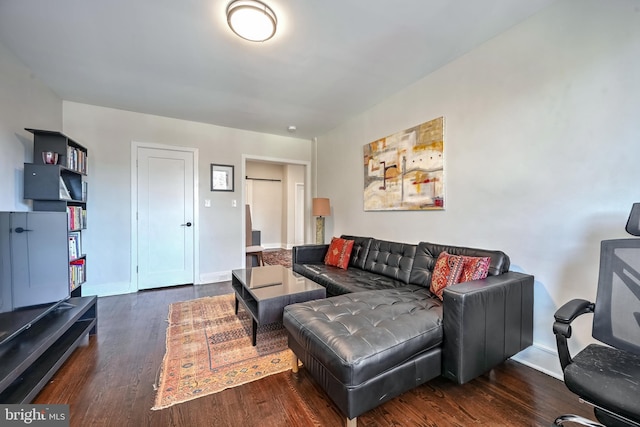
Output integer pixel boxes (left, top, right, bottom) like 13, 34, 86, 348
441, 271, 534, 384
292, 244, 329, 264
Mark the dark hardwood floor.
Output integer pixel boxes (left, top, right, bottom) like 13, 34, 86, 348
34, 283, 593, 426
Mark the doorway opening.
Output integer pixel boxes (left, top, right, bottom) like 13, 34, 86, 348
242, 156, 311, 267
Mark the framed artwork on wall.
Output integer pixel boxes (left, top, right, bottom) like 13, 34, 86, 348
210, 164, 234, 192
363, 116, 445, 211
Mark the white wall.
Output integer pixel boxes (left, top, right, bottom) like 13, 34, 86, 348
284, 164, 306, 248
0, 41, 62, 211
316, 0, 640, 377
63, 102, 311, 296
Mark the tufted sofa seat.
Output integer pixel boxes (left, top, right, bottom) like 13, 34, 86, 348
284, 235, 534, 426
285, 286, 442, 386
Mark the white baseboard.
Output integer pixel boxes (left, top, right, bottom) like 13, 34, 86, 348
259, 244, 299, 250
81, 281, 135, 297
262, 244, 298, 250
262, 243, 283, 250
199, 271, 231, 284
82, 274, 232, 295
511, 343, 563, 380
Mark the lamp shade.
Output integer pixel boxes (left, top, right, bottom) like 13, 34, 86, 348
312, 198, 331, 217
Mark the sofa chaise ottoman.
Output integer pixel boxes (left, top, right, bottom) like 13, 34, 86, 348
283, 236, 534, 426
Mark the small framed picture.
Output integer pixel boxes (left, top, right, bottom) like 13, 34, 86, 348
210, 164, 234, 192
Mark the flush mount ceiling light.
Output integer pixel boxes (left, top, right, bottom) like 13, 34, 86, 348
226, 0, 277, 42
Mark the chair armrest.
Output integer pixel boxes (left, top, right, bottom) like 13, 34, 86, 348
292, 244, 329, 264
442, 271, 534, 384
554, 299, 594, 323
552, 299, 594, 371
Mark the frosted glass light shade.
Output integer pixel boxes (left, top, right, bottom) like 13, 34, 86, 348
227, 0, 277, 42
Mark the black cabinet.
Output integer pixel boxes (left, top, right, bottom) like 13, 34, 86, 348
24, 164, 85, 211
0, 212, 70, 312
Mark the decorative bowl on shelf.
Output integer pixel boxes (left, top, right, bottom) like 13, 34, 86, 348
42, 151, 59, 165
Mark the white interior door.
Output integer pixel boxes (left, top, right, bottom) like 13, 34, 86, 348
136, 147, 195, 289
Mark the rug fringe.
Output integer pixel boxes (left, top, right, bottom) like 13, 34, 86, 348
151, 312, 172, 410
151, 354, 168, 410
153, 363, 161, 391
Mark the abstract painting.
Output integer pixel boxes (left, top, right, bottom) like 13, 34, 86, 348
363, 117, 444, 211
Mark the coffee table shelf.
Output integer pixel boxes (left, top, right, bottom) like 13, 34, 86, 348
231, 280, 259, 320
231, 265, 325, 346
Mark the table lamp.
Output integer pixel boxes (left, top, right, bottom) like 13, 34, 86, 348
312, 198, 331, 244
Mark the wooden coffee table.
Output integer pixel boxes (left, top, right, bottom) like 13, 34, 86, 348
231, 265, 326, 346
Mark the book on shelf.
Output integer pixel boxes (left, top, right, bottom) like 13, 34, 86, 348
66, 206, 85, 230
68, 231, 82, 259
66, 146, 74, 170
70, 258, 86, 290
66, 146, 87, 174
68, 236, 77, 259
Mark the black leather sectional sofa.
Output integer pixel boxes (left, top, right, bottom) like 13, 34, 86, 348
283, 236, 534, 426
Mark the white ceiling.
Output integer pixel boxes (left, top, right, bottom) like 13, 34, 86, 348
0, 0, 557, 139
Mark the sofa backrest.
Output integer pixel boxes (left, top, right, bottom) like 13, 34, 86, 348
362, 239, 416, 284
409, 241, 511, 287
340, 235, 373, 270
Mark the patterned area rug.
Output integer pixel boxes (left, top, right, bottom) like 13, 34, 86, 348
262, 249, 292, 268
152, 294, 292, 410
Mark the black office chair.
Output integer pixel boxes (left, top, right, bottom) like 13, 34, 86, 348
552, 204, 640, 427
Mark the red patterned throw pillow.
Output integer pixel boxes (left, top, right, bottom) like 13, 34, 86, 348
459, 256, 491, 283
324, 237, 355, 270
430, 251, 464, 300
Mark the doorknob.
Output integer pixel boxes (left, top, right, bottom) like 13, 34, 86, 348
14, 227, 32, 233
181, 222, 192, 227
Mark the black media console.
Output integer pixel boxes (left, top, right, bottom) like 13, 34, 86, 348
0, 296, 97, 403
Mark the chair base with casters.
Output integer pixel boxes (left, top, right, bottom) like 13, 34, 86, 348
553, 413, 605, 427
553, 409, 640, 427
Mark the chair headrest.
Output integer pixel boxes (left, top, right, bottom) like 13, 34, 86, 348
626, 203, 640, 236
